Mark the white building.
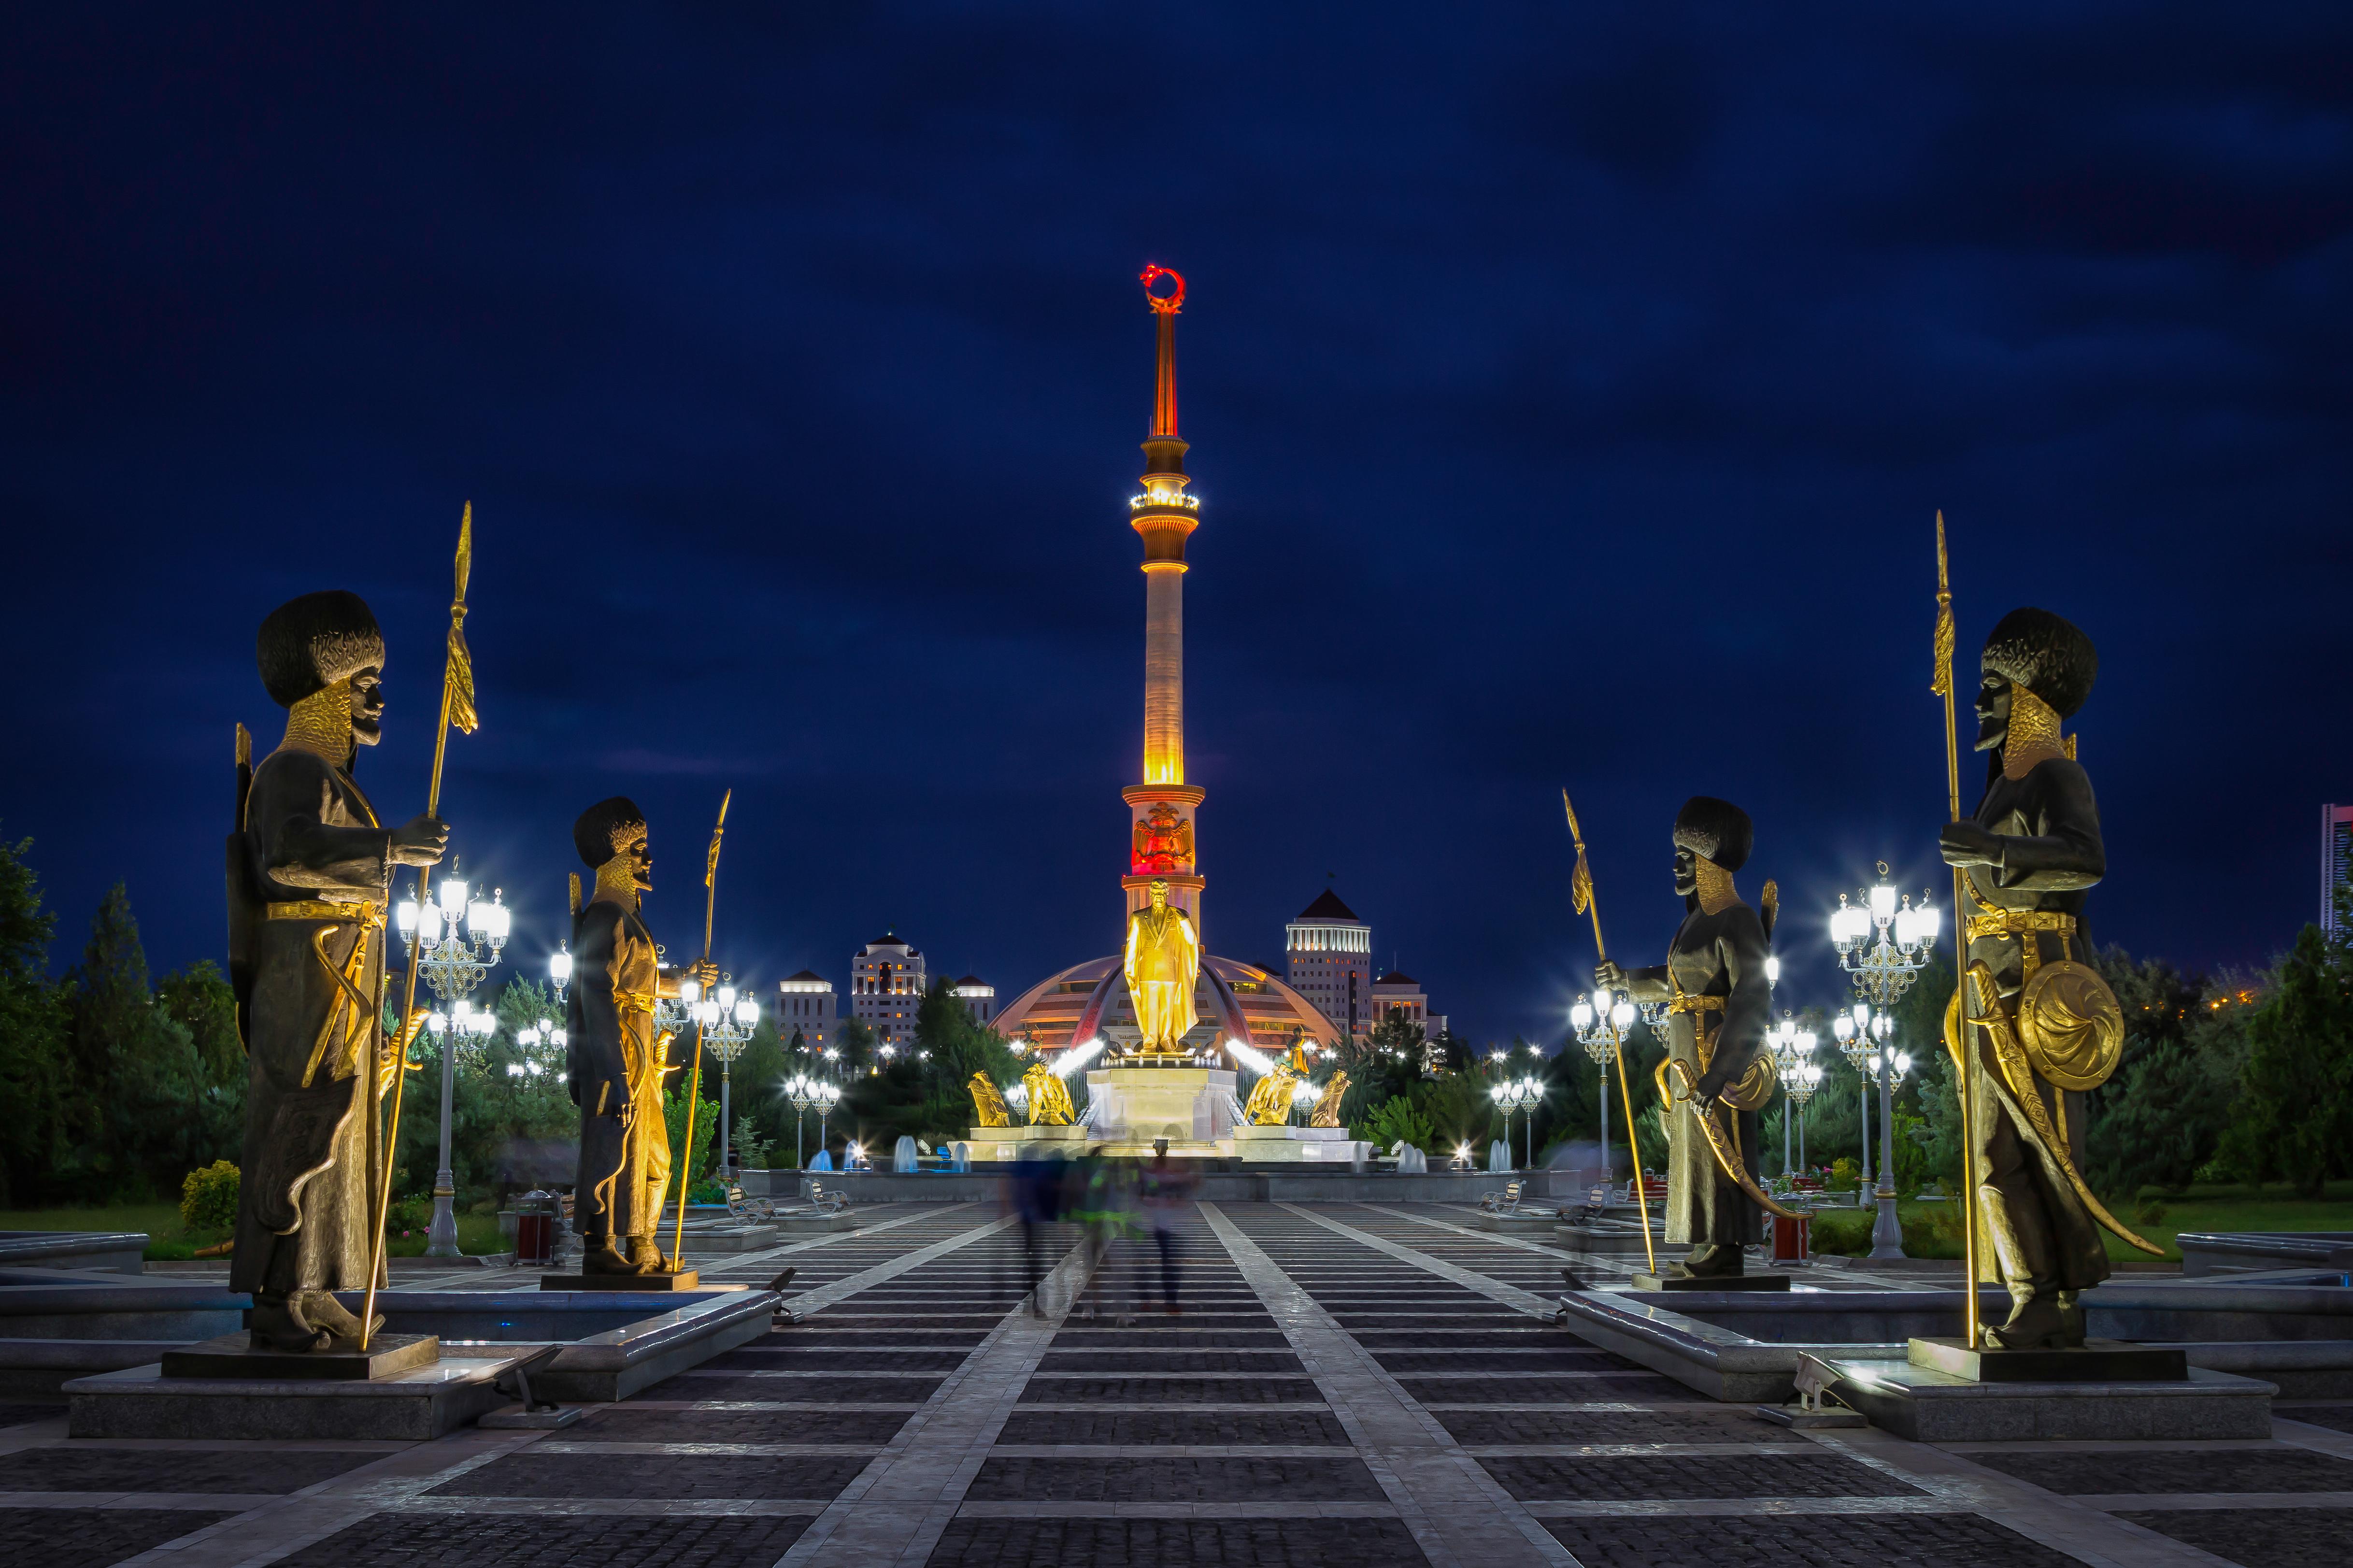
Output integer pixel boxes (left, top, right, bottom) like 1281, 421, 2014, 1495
852, 932, 926, 1048
951, 974, 996, 1026
2326, 804, 2353, 939
775, 970, 836, 1052
1286, 889, 1374, 1040
1369, 969, 1445, 1040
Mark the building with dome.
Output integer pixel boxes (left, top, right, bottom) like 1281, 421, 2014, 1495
851, 932, 924, 1048
774, 969, 837, 1051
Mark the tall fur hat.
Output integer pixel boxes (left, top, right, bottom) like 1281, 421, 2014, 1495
1672, 796, 1753, 873
573, 797, 649, 869
256, 591, 385, 708
1982, 607, 2097, 719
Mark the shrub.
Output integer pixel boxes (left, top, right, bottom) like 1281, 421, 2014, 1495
180, 1160, 240, 1233
1827, 1157, 1860, 1192
2133, 1199, 2167, 1226
1361, 1096, 1436, 1153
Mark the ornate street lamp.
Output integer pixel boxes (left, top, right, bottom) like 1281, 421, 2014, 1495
394, 868, 509, 1258
1489, 1075, 1543, 1171
689, 975, 760, 1181
783, 1073, 840, 1170
548, 941, 573, 1005
1766, 1013, 1817, 1177
1785, 1057, 1824, 1171
1829, 863, 1939, 1258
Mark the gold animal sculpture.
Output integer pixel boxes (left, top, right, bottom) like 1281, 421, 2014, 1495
1309, 1070, 1349, 1127
968, 1073, 1013, 1129
1243, 1043, 1312, 1126
1022, 1059, 1076, 1127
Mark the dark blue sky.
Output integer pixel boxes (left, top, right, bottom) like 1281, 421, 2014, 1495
3, 5, 2348, 1043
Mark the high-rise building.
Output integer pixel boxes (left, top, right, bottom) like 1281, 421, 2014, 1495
2325, 804, 2353, 938
1287, 890, 1373, 1040
775, 970, 836, 1052
952, 975, 997, 1026
852, 932, 926, 1047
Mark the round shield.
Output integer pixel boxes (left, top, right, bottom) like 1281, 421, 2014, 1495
2015, 959, 2124, 1091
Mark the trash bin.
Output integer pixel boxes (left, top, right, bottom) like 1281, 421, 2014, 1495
515, 1189, 557, 1267
1770, 1211, 1811, 1263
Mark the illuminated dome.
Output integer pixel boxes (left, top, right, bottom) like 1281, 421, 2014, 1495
994, 954, 1340, 1056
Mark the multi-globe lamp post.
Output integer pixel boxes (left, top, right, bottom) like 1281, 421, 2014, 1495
1489, 1076, 1543, 1171
1765, 1013, 1819, 1177
509, 1016, 566, 1083
394, 870, 510, 1258
1829, 866, 1940, 1258
686, 976, 760, 1183
784, 1073, 841, 1170
1570, 990, 1639, 1185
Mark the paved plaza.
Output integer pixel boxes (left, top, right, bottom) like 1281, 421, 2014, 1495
3, 1201, 2350, 1568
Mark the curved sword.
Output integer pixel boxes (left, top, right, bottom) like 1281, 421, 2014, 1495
1663, 1057, 1805, 1222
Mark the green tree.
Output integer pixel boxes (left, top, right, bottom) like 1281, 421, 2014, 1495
2219, 924, 2353, 1196
157, 960, 242, 1087
831, 1016, 877, 1077
0, 833, 70, 1204
2082, 947, 2238, 1195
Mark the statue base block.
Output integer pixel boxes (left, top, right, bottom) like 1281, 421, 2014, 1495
1907, 1336, 2188, 1383
1231, 1125, 1359, 1163
1633, 1272, 1792, 1292
1802, 1352, 2269, 1442
66, 1345, 529, 1440
540, 1270, 701, 1292
162, 1331, 439, 1382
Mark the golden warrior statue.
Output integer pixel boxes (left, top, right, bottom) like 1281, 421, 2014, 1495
568, 798, 714, 1277
1939, 608, 2139, 1350
229, 592, 448, 1351
1125, 877, 1200, 1054
1022, 1058, 1076, 1126
1595, 798, 1777, 1281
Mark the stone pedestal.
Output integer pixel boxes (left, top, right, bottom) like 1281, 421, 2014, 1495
1087, 1066, 1237, 1154
1635, 1272, 1792, 1292
66, 1349, 532, 1440
964, 1122, 1091, 1163
1803, 1351, 2273, 1441
541, 1269, 700, 1292
1232, 1125, 1360, 1164
1908, 1336, 2187, 1383
161, 1332, 438, 1381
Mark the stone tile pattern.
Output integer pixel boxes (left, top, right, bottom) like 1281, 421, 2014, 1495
425, 1452, 872, 1500
1481, 1452, 1926, 1501
273, 1511, 816, 1568
0, 1446, 384, 1495
567, 1406, 913, 1444
1545, 1514, 2084, 1568
0, 1403, 64, 1430
967, 1454, 1387, 1502
994, 1409, 1354, 1446
1968, 1448, 2353, 1496
927, 1515, 1427, 1567
0, 1507, 236, 1568
2114, 1506, 2353, 1568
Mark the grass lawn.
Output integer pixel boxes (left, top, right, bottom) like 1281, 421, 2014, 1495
0, 1201, 510, 1259
1810, 1181, 2353, 1263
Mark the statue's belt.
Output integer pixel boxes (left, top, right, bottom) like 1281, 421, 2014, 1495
1660, 986, 1773, 1111
262, 901, 385, 1090
1666, 993, 1725, 1015
264, 899, 385, 927
1963, 879, 2077, 983
613, 987, 656, 1016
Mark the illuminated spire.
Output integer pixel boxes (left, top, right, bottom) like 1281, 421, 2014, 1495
1143, 264, 1182, 438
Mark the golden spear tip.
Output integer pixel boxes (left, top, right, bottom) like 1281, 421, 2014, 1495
455, 501, 474, 603
1559, 787, 1583, 844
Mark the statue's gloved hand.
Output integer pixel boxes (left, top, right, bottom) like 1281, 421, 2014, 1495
686, 959, 720, 988
391, 814, 451, 867
1939, 822, 2000, 867
1692, 1069, 1727, 1112
1592, 959, 1625, 991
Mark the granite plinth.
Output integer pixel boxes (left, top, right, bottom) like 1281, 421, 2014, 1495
1635, 1271, 1791, 1292
1553, 1224, 1657, 1255
780, 1213, 860, 1233
161, 1331, 438, 1381
1908, 1335, 2188, 1383
64, 1350, 527, 1440
1806, 1353, 2274, 1441
1756, 1403, 1866, 1428
541, 1269, 700, 1291
479, 1401, 584, 1428
961, 1123, 1090, 1162
1087, 1065, 1237, 1155
675, 1226, 778, 1254
1473, 1211, 1560, 1232
1230, 1125, 1360, 1164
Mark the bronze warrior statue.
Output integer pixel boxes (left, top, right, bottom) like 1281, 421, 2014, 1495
229, 591, 448, 1350
568, 798, 714, 1275
1939, 607, 2130, 1350
1595, 797, 1776, 1280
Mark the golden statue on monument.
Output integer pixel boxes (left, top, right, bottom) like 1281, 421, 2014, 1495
1022, 1059, 1076, 1126
1124, 878, 1200, 1055
1244, 1042, 1311, 1125
968, 1072, 1013, 1128
1309, 1070, 1349, 1127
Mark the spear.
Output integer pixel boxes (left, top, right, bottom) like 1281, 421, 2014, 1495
1931, 511, 1983, 1349
671, 787, 730, 1266
1562, 789, 1656, 1276
362, 504, 481, 1349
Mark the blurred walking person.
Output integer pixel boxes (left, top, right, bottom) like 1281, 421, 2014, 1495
1141, 1138, 1195, 1314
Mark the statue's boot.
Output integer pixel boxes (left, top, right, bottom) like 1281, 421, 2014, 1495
1671, 1242, 1743, 1280
250, 1290, 333, 1353
2055, 1289, 2087, 1348
1986, 1291, 2068, 1351
581, 1238, 643, 1276
629, 1237, 675, 1275
299, 1290, 384, 1344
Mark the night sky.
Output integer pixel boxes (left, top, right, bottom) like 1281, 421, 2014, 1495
4, 7, 2348, 1045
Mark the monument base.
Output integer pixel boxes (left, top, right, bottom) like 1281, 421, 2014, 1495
1804, 1352, 2272, 1442
541, 1269, 701, 1292
964, 1123, 1090, 1162
1907, 1336, 2188, 1383
1634, 1272, 1792, 1293
1231, 1125, 1359, 1164
163, 1331, 439, 1381
65, 1348, 531, 1440
1087, 1065, 1239, 1155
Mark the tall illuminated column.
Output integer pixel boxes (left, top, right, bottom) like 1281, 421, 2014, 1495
1123, 266, 1207, 939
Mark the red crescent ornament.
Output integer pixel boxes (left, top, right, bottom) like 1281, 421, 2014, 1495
1140, 264, 1185, 314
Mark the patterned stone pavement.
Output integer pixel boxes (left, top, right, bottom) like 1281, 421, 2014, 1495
3, 1198, 2350, 1567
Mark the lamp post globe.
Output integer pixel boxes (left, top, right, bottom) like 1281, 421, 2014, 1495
1829, 862, 1939, 1258
394, 864, 509, 1259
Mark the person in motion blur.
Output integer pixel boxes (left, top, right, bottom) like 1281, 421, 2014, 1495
1072, 1153, 1140, 1325
1140, 1138, 1196, 1314
1013, 1146, 1066, 1316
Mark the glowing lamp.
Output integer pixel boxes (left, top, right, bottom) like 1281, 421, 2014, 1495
734, 998, 759, 1027
1569, 1001, 1594, 1032
1832, 1013, 1855, 1043
549, 947, 572, 984
1868, 882, 1898, 921
717, 984, 737, 1010
678, 977, 702, 1005
1765, 955, 1781, 987
395, 899, 419, 937
437, 878, 468, 915
1610, 1000, 1637, 1031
